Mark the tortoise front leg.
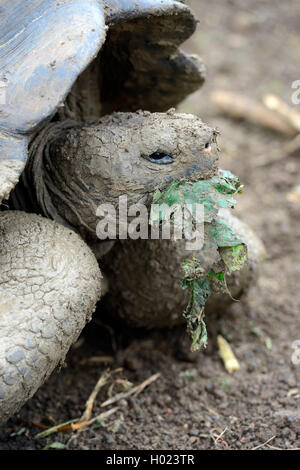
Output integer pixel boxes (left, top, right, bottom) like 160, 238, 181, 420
0, 212, 102, 424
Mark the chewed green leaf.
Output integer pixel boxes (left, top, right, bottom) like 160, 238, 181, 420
208, 218, 242, 247
152, 182, 181, 206
216, 169, 243, 194
219, 244, 248, 274
206, 269, 215, 280
150, 169, 243, 227
182, 278, 210, 351
190, 321, 208, 352
151, 169, 245, 352
206, 269, 224, 282
182, 258, 204, 279
215, 272, 225, 281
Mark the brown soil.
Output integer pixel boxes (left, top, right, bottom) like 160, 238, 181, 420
1, 0, 300, 450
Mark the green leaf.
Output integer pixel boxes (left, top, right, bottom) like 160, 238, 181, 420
182, 278, 210, 351
150, 169, 246, 352
152, 182, 181, 206
214, 169, 243, 194
208, 218, 242, 247
182, 258, 204, 279
150, 169, 243, 227
215, 272, 225, 281
42, 442, 65, 450
219, 244, 248, 273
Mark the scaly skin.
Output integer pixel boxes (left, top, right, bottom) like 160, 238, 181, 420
0, 211, 102, 424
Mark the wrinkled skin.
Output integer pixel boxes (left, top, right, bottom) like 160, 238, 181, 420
0, 212, 101, 424
22, 111, 218, 241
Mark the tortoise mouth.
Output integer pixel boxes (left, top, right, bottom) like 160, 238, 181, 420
144, 160, 219, 197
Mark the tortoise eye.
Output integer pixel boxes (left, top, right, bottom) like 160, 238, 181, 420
147, 152, 174, 164
204, 142, 212, 154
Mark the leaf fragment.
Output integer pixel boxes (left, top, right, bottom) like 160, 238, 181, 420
219, 244, 248, 273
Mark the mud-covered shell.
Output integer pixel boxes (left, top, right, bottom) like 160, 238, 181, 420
0, 0, 105, 203
0, 0, 205, 204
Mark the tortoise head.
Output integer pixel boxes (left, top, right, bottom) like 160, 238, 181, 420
29, 111, 218, 241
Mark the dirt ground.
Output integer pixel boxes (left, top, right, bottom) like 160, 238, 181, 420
1, 0, 300, 450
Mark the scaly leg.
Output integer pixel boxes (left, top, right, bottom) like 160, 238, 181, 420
0, 211, 102, 424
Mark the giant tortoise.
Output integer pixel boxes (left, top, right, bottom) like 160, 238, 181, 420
0, 0, 264, 424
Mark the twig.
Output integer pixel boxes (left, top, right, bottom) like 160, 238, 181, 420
215, 427, 228, 442
255, 133, 300, 167
71, 407, 119, 431
100, 373, 161, 408
78, 367, 122, 426
35, 419, 79, 439
211, 90, 297, 136
79, 356, 114, 366
263, 94, 300, 133
25, 421, 48, 430
217, 335, 240, 374
35, 368, 123, 438
211, 427, 229, 447
80, 370, 111, 423
65, 408, 119, 449
252, 435, 276, 450
266, 444, 300, 451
